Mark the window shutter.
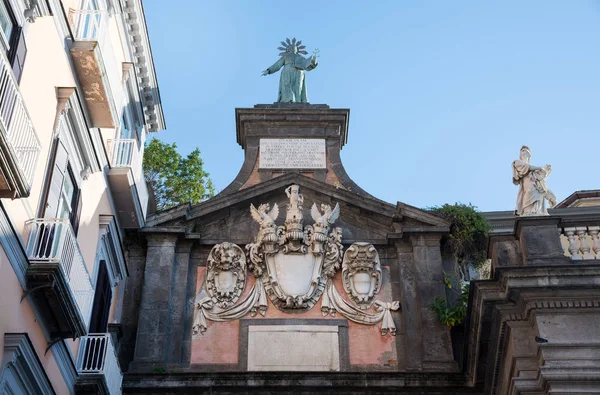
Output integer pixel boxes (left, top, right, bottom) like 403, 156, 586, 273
44, 139, 69, 219
70, 186, 82, 234
89, 261, 112, 333
10, 28, 26, 84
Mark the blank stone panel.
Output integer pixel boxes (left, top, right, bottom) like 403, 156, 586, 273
247, 325, 340, 371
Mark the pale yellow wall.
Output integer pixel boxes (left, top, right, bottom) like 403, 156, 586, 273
18, 16, 77, 220
0, 249, 70, 394
77, 172, 115, 274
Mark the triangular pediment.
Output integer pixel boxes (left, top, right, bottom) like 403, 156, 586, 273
144, 173, 449, 244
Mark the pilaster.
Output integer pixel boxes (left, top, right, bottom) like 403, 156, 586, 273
410, 234, 457, 372
394, 240, 422, 371
165, 240, 194, 364
132, 233, 178, 368
118, 239, 147, 371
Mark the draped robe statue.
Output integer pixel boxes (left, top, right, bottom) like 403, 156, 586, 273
262, 38, 318, 103
512, 146, 557, 216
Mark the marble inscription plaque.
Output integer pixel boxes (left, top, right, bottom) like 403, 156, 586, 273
247, 325, 340, 371
259, 139, 326, 169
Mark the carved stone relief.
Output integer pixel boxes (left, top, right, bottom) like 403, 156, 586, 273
193, 185, 400, 337
205, 242, 246, 308
342, 243, 382, 309
246, 184, 343, 311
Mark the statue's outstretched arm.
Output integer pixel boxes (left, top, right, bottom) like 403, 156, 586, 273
262, 57, 285, 76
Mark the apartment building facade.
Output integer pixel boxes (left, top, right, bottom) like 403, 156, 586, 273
0, 0, 164, 393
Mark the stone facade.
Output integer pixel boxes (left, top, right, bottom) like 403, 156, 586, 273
120, 105, 600, 394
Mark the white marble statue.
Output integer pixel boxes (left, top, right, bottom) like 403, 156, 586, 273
512, 146, 557, 216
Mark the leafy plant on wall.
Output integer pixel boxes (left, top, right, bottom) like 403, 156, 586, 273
429, 271, 469, 327
426, 203, 490, 327
143, 138, 215, 211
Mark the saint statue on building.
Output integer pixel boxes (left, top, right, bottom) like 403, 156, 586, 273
262, 38, 318, 103
513, 145, 557, 216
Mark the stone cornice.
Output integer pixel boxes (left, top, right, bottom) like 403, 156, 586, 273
122, 0, 165, 132
466, 264, 600, 389
144, 173, 450, 232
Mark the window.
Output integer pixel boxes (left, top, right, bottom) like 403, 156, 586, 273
0, 334, 54, 394
43, 139, 82, 233
89, 260, 112, 333
0, 0, 26, 84
75, 0, 101, 40
0, 0, 14, 51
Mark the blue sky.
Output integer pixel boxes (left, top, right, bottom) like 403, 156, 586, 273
143, 1, 600, 211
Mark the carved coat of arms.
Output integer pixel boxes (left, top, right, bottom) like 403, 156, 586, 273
193, 185, 399, 336
246, 185, 342, 311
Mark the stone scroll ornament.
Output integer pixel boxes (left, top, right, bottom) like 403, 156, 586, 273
192, 185, 400, 336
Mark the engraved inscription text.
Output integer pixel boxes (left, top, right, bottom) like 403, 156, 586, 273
259, 139, 326, 169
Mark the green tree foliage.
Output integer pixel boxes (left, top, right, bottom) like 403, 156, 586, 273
429, 203, 490, 270
143, 138, 215, 210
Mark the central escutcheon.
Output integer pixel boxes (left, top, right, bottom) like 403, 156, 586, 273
246, 185, 343, 312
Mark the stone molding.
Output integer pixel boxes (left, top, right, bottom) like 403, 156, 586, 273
145, 233, 179, 247
409, 233, 443, 247
122, 0, 165, 132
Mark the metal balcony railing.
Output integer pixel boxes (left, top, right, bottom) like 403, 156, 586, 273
77, 334, 123, 395
108, 139, 142, 173
0, 47, 42, 189
69, 9, 103, 41
108, 138, 148, 217
24, 218, 94, 328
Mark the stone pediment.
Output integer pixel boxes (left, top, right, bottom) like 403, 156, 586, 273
143, 173, 449, 243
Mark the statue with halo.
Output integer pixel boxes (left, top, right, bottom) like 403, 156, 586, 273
262, 38, 319, 103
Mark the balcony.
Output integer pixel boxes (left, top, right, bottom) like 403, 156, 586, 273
106, 139, 148, 228
76, 334, 123, 395
24, 219, 94, 340
68, 9, 116, 128
0, 48, 42, 198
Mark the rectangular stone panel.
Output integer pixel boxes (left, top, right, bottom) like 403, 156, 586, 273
247, 325, 340, 371
259, 138, 326, 169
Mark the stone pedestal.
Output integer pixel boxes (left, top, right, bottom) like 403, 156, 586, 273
516, 217, 569, 266
221, 104, 372, 197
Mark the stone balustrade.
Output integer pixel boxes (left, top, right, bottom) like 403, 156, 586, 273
562, 226, 600, 260
485, 206, 600, 272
